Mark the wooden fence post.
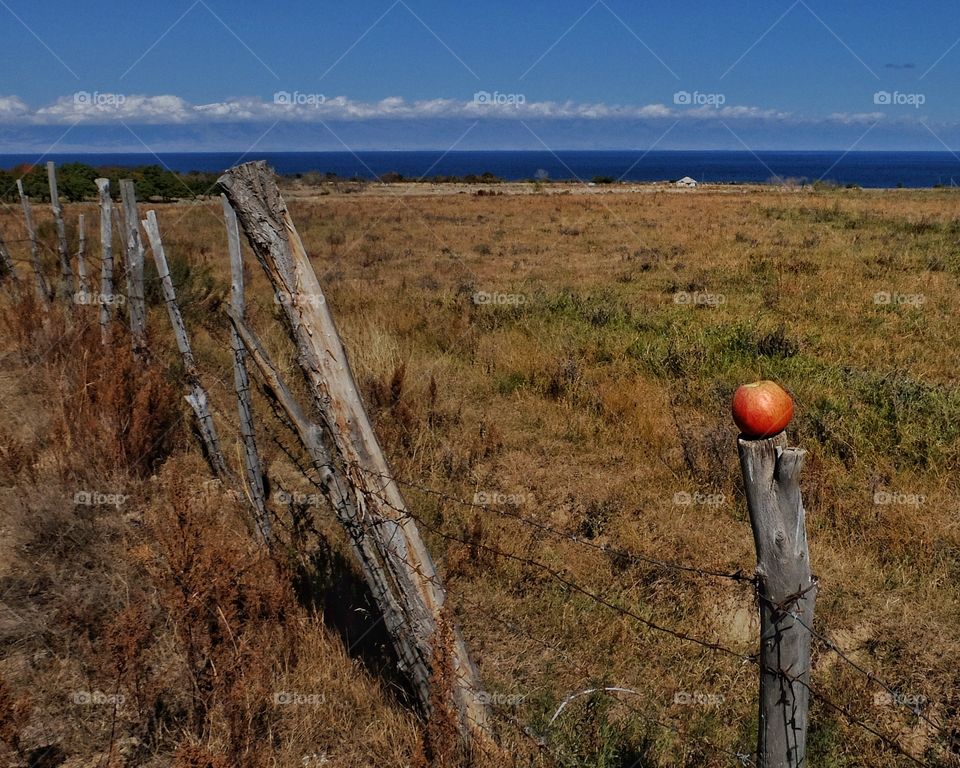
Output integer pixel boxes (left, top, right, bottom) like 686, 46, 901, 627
227, 308, 420, 679
46, 161, 75, 304
17, 179, 50, 303
96, 179, 114, 345
142, 210, 229, 479
119, 180, 149, 359
219, 161, 492, 750
738, 432, 816, 768
76, 214, 90, 296
222, 194, 271, 544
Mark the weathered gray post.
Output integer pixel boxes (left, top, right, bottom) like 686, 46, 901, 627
76, 214, 90, 296
228, 309, 415, 667
46, 161, 75, 303
16, 179, 50, 303
142, 211, 229, 479
222, 194, 270, 544
119, 180, 149, 359
219, 161, 493, 753
738, 432, 816, 768
96, 179, 115, 344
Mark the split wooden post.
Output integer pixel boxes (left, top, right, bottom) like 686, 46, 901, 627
219, 161, 492, 750
228, 309, 417, 671
96, 179, 115, 345
142, 210, 229, 479
738, 432, 816, 768
76, 214, 90, 296
222, 194, 271, 544
119, 180, 149, 359
17, 179, 50, 303
46, 161, 75, 303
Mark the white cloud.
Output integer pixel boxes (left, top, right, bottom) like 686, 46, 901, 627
0, 95, 30, 119
0, 93, 937, 127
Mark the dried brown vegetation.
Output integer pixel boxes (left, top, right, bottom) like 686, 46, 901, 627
1, 182, 958, 767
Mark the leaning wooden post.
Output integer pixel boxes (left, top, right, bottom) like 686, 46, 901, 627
46, 161, 75, 304
142, 210, 229, 479
96, 179, 115, 345
119, 180, 149, 360
738, 432, 816, 768
219, 161, 492, 750
222, 195, 270, 544
228, 308, 420, 678
76, 214, 90, 296
17, 179, 50, 303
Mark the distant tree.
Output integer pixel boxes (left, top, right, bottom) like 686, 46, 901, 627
58, 163, 99, 201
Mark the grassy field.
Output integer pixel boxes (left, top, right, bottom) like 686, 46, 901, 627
1, 182, 958, 767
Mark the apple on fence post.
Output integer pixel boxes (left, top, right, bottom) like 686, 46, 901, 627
732, 380, 794, 439
734, 379, 815, 768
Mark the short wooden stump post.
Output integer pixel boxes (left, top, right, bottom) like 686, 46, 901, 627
738, 432, 817, 768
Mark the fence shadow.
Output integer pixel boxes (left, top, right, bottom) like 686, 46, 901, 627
294, 532, 417, 709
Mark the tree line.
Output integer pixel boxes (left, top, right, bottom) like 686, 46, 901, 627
0, 163, 222, 203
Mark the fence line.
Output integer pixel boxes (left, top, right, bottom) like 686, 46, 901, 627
339, 468, 757, 663
364, 469, 756, 585
756, 593, 948, 736
353, 470, 935, 767
286, 457, 760, 765
363, 467, 946, 762
0, 163, 950, 767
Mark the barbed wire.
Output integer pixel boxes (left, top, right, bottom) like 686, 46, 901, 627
342, 472, 757, 664
5, 190, 951, 768
449, 589, 757, 766
358, 467, 756, 585
279, 453, 759, 765
756, 592, 949, 737
237, 367, 946, 766
778, 670, 931, 767
329, 464, 951, 766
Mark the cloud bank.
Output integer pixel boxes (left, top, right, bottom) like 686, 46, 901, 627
0, 93, 895, 126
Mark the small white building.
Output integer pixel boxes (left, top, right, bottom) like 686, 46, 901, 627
676, 176, 698, 188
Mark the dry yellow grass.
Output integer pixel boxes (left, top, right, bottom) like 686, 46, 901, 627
0, 182, 958, 767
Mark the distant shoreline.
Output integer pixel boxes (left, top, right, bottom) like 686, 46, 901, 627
2, 150, 960, 189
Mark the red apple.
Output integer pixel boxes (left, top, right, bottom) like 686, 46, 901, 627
732, 380, 794, 438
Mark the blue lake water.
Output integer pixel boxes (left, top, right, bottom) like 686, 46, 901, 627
2, 150, 960, 188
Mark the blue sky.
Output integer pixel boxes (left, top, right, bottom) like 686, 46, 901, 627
2, 0, 960, 151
